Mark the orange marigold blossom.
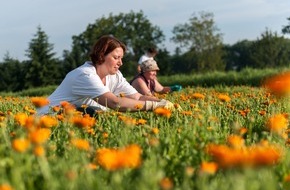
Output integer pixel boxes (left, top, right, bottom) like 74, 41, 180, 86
284, 174, 290, 182
200, 161, 218, 175
154, 107, 171, 118
134, 103, 143, 110
28, 128, 51, 144
227, 135, 245, 149
96, 144, 142, 170
206, 142, 283, 168
14, 113, 29, 126
151, 127, 159, 134
70, 115, 96, 128
159, 177, 173, 190
71, 138, 90, 151
118, 115, 137, 125
218, 94, 231, 102
12, 138, 30, 153
136, 118, 147, 125
39, 115, 58, 128
0, 183, 13, 190
191, 93, 205, 100
30, 97, 50, 108
266, 113, 288, 135
33, 145, 45, 157
86, 163, 98, 170
263, 71, 290, 97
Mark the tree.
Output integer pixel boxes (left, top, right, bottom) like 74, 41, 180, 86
171, 11, 225, 72
64, 10, 167, 76
24, 26, 61, 89
0, 53, 24, 92
223, 40, 254, 71
250, 28, 290, 68
282, 17, 290, 34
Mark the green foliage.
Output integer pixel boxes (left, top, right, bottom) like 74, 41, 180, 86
250, 29, 290, 68
66, 10, 166, 76
171, 11, 225, 72
23, 26, 62, 89
0, 54, 24, 91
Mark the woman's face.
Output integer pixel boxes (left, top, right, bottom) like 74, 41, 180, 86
104, 47, 124, 75
144, 70, 157, 80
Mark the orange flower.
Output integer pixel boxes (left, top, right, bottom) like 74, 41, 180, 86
266, 114, 288, 135
96, 144, 142, 170
191, 93, 205, 100
206, 142, 283, 168
136, 118, 147, 125
263, 71, 290, 97
71, 115, 95, 128
134, 104, 143, 110
151, 127, 159, 134
200, 161, 218, 174
0, 183, 13, 190
71, 138, 90, 151
33, 145, 45, 157
154, 107, 171, 118
118, 115, 137, 125
12, 138, 30, 153
39, 115, 58, 128
218, 94, 231, 102
28, 128, 51, 144
227, 135, 245, 148
14, 113, 29, 126
30, 97, 50, 108
159, 177, 173, 190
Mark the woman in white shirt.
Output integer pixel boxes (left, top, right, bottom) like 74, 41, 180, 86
37, 35, 173, 116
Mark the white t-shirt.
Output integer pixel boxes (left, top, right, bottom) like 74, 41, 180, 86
37, 61, 137, 115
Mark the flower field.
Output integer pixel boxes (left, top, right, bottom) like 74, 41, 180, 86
0, 75, 290, 190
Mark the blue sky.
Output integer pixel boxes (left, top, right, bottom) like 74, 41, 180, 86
1, 0, 289, 61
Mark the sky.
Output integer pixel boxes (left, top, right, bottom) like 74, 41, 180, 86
1, 0, 290, 61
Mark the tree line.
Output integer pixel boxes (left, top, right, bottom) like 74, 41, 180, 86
1, 11, 290, 92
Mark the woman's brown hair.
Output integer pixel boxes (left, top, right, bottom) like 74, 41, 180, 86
89, 35, 126, 65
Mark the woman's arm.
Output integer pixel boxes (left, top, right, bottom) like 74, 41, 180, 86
154, 79, 171, 94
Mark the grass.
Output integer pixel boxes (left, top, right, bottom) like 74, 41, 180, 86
0, 84, 289, 190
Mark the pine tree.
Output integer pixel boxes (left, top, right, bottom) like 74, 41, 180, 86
24, 26, 61, 89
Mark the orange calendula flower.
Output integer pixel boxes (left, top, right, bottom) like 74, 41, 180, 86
159, 177, 174, 190
12, 138, 30, 153
0, 183, 13, 190
266, 114, 288, 135
151, 127, 159, 134
154, 107, 171, 118
30, 97, 50, 108
200, 161, 218, 175
118, 115, 137, 125
71, 115, 96, 128
71, 138, 90, 151
263, 71, 290, 97
33, 145, 45, 157
218, 94, 231, 102
14, 113, 29, 126
206, 142, 283, 168
191, 93, 205, 100
134, 104, 143, 110
28, 128, 51, 144
96, 144, 142, 170
136, 118, 147, 125
39, 115, 58, 128
227, 135, 245, 149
